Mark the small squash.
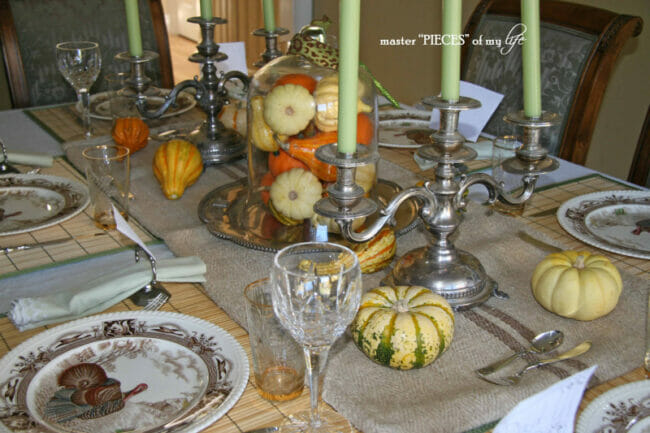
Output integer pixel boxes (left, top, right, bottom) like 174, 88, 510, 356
268, 149, 308, 177
111, 117, 149, 153
218, 101, 247, 136
531, 250, 623, 321
274, 73, 318, 93
250, 95, 279, 152
351, 286, 455, 370
153, 139, 203, 200
351, 227, 396, 273
269, 168, 322, 220
263, 84, 316, 136
313, 75, 372, 132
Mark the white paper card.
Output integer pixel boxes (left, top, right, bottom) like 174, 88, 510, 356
429, 81, 504, 142
112, 204, 156, 260
216, 41, 248, 76
494, 365, 597, 433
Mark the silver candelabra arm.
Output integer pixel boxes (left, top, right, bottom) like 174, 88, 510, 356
217, 70, 249, 97
136, 78, 206, 119
455, 172, 538, 209
337, 184, 439, 243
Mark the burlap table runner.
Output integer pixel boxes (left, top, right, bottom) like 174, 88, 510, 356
64, 138, 648, 433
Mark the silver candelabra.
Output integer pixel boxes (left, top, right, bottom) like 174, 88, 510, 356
315, 97, 559, 310
121, 16, 249, 164
252, 27, 289, 67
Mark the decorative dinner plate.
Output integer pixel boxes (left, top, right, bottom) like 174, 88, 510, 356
0, 311, 248, 433
76, 89, 196, 120
557, 190, 650, 259
378, 109, 433, 148
576, 380, 650, 433
0, 174, 89, 236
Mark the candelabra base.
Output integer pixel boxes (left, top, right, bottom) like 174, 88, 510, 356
190, 124, 246, 165
383, 246, 499, 310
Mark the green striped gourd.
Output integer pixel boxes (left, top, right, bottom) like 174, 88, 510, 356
351, 286, 454, 370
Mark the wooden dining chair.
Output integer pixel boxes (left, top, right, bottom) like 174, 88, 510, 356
628, 105, 650, 188
461, 0, 643, 165
0, 0, 174, 108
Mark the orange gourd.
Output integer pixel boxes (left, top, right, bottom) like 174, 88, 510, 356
284, 113, 375, 182
274, 73, 318, 93
111, 117, 149, 153
268, 149, 308, 177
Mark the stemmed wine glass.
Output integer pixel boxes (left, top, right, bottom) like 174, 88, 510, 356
271, 242, 363, 433
56, 41, 101, 138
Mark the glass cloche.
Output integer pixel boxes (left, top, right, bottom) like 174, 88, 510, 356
244, 54, 379, 244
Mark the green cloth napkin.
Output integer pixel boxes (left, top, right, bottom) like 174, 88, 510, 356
1, 151, 53, 167
8, 256, 206, 331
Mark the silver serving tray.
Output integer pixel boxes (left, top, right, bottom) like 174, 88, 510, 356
198, 178, 420, 252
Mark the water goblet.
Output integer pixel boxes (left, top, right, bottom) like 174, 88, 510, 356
56, 41, 101, 138
271, 242, 363, 433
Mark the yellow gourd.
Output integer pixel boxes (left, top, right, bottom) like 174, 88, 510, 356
263, 84, 315, 136
250, 95, 279, 152
531, 250, 623, 321
313, 75, 372, 132
269, 168, 322, 220
153, 139, 204, 200
351, 286, 455, 369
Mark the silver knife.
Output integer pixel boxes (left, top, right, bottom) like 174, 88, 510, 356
1, 232, 108, 254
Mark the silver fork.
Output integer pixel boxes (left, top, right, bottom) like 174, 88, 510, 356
477, 341, 592, 386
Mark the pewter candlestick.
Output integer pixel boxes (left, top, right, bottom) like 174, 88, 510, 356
135, 16, 249, 165
314, 97, 559, 309
253, 27, 289, 67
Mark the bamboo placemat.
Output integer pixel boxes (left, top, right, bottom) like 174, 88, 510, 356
0, 158, 157, 279
26, 104, 204, 143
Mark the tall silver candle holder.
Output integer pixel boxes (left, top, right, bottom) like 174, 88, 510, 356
315, 97, 559, 310
133, 16, 249, 165
253, 27, 289, 67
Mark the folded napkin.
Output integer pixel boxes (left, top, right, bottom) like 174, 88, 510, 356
8, 256, 206, 331
494, 365, 597, 433
0, 151, 53, 167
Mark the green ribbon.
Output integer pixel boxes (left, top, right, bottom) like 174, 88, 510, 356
287, 26, 400, 108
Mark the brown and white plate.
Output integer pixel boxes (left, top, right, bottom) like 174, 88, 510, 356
77, 90, 197, 121
0, 311, 248, 433
0, 174, 89, 236
576, 380, 650, 433
557, 190, 650, 260
378, 109, 433, 148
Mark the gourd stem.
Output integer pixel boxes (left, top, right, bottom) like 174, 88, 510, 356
304, 346, 329, 427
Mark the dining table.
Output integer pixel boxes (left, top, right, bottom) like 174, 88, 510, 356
0, 100, 648, 433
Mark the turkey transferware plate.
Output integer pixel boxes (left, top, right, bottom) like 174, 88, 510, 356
0, 311, 248, 433
0, 174, 89, 236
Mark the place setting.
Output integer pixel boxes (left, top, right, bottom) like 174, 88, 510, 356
0, 0, 648, 432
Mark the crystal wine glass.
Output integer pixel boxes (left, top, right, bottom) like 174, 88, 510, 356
56, 41, 101, 138
271, 242, 363, 433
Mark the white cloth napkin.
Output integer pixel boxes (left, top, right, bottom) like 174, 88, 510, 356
494, 365, 597, 433
8, 256, 206, 331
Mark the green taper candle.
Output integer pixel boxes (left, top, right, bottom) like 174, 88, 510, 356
124, 0, 143, 57
263, 0, 275, 32
521, 0, 542, 117
200, 0, 213, 20
441, 0, 461, 102
338, 0, 361, 154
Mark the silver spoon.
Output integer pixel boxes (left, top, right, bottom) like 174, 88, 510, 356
476, 330, 564, 376
478, 341, 592, 386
